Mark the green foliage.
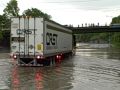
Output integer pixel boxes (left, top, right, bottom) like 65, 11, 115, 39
76, 15, 120, 48
0, 14, 10, 46
89, 33, 99, 40
0, 31, 3, 41
111, 15, 120, 48
0, 0, 52, 46
22, 8, 51, 20
3, 0, 19, 17
0, 14, 11, 30
76, 33, 109, 43
111, 32, 120, 48
111, 16, 120, 24
98, 33, 109, 41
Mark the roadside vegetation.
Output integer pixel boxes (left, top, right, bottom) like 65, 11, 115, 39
0, 0, 51, 46
76, 16, 120, 48
0, 0, 120, 48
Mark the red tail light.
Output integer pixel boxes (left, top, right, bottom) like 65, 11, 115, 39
36, 55, 44, 59
13, 54, 17, 59
56, 55, 59, 59
56, 54, 62, 60
36, 55, 41, 59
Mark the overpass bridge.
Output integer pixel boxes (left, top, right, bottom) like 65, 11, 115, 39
65, 24, 120, 47
2, 24, 120, 33
66, 25, 120, 34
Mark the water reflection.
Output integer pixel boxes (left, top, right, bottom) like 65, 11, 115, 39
107, 48, 120, 60
1, 45, 120, 90
11, 66, 19, 90
35, 71, 43, 90
73, 48, 120, 90
9, 60, 74, 90
76, 48, 120, 60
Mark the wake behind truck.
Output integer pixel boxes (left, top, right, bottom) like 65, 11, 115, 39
10, 17, 73, 66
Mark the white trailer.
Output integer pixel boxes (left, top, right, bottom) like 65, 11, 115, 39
10, 17, 73, 66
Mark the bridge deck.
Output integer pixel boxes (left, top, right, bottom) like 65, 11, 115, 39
67, 26, 120, 34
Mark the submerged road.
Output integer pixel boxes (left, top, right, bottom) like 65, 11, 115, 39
0, 44, 120, 90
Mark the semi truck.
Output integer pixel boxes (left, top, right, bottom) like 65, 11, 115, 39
10, 17, 73, 66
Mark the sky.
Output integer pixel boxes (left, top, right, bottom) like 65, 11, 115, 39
0, 0, 120, 26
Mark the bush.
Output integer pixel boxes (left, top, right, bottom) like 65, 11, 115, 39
0, 31, 3, 40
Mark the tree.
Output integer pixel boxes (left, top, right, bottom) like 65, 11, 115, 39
0, 14, 11, 46
0, 31, 3, 41
22, 8, 51, 20
0, 14, 11, 30
3, 0, 19, 17
111, 16, 120, 24
111, 15, 120, 48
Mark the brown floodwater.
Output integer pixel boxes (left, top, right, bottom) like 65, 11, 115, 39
0, 44, 120, 90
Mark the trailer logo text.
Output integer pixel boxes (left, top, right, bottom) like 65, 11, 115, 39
16, 29, 33, 35
46, 32, 58, 49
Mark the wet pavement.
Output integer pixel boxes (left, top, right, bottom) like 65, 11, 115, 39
0, 44, 120, 90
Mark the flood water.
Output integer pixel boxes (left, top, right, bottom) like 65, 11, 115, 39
0, 44, 120, 90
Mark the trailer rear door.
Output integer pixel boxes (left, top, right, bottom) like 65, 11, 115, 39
11, 18, 43, 57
